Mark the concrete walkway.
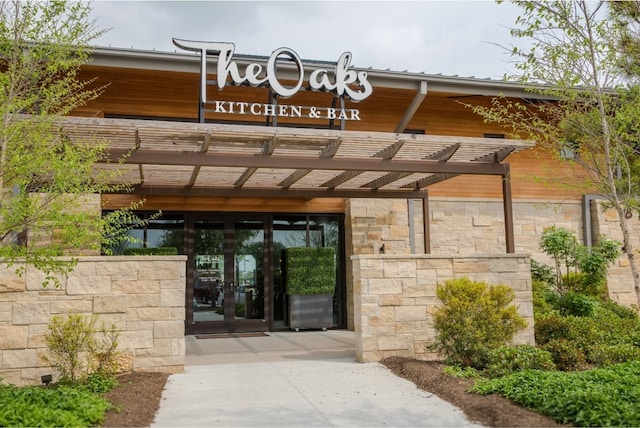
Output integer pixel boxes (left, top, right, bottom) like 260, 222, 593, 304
151, 331, 479, 427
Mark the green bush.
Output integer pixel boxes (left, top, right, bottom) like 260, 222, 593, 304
472, 360, 640, 427
44, 314, 120, 384
443, 365, 480, 379
0, 382, 111, 427
541, 338, 587, 371
538, 226, 620, 295
123, 246, 178, 255
557, 291, 597, 317
430, 277, 527, 369
590, 344, 640, 366
530, 259, 555, 285
534, 314, 574, 344
532, 304, 640, 368
562, 271, 606, 297
599, 299, 639, 320
485, 345, 555, 378
531, 279, 560, 317
571, 304, 640, 361
530, 259, 556, 285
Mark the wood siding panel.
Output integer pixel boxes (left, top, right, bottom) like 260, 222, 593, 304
101, 195, 346, 213
81, 65, 585, 205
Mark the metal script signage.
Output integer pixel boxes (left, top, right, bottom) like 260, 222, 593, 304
173, 39, 373, 123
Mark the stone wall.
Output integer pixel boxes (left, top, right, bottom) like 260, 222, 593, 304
591, 201, 640, 307
346, 197, 583, 257
0, 256, 186, 386
346, 197, 638, 309
352, 254, 534, 363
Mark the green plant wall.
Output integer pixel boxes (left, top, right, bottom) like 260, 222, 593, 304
284, 247, 336, 295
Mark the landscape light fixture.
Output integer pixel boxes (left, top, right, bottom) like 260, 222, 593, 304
41, 374, 52, 386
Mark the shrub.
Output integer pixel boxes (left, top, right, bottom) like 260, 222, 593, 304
541, 338, 587, 371
562, 271, 606, 298
570, 305, 640, 361
539, 226, 578, 291
443, 365, 480, 379
557, 291, 597, 317
534, 308, 640, 367
599, 299, 639, 320
538, 226, 620, 295
590, 344, 640, 366
44, 314, 121, 384
530, 259, 555, 285
485, 345, 555, 378
430, 277, 527, 369
534, 315, 574, 345
531, 280, 559, 317
123, 246, 178, 255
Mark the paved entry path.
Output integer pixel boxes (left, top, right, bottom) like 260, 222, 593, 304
151, 331, 480, 427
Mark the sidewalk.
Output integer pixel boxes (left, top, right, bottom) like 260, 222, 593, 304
151, 331, 480, 427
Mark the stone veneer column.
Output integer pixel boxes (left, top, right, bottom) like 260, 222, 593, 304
0, 256, 186, 386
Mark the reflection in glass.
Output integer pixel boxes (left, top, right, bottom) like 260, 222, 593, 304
193, 221, 224, 323
102, 213, 184, 255
234, 221, 264, 321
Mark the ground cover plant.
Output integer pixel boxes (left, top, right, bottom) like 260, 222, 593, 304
416, 221, 640, 426
472, 360, 640, 427
0, 380, 112, 428
0, 314, 125, 427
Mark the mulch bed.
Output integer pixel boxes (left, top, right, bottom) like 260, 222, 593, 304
100, 358, 565, 427
382, 357, 564, 427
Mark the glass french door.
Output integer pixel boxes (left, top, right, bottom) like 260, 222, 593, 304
188, 216, 268, 334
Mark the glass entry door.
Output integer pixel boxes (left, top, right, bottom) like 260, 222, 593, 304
189, 217, 268, 334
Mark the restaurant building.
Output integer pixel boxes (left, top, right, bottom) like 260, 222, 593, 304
78, 39, 639, 330
3, 39, 639, 384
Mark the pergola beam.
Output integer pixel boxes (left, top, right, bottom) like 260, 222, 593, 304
117, 185, 430, 199
105, 149, 510, 175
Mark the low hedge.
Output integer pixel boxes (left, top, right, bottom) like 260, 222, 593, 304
123, 247, 178, 256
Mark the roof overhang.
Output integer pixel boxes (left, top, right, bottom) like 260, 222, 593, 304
88, 46, 548, 99
59, 116, 533, 199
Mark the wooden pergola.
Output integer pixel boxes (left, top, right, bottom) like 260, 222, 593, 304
60, 116, 534, 253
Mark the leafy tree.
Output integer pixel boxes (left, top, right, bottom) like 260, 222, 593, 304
472, 1, 640, 305
539, 225, 620, 295
0, 1, 130, 286
610, 1, 640, 76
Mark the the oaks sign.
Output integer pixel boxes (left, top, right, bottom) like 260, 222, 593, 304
173, 39, 372, 121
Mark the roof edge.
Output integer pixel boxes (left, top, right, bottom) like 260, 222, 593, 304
87, 45, 544, 97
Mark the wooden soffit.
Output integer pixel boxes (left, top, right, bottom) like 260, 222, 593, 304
60, 116, 533, 199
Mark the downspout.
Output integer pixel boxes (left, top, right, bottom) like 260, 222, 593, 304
423, 192, 431, 254
407, 192, 431, 254
583, 194, 601, 248
408, 198, 416, 253
502, 165, 515, 253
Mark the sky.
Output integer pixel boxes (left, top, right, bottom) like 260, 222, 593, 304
90, 1, 523, 80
